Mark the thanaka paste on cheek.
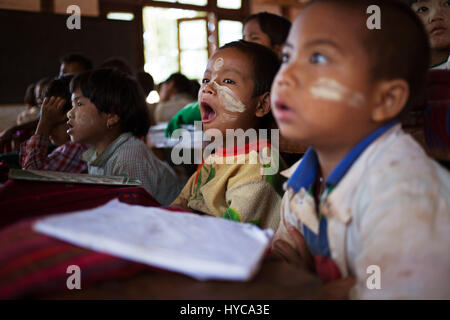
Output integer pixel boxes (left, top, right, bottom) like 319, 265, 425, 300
310, 77, 365, 108
208, 77, 246, 113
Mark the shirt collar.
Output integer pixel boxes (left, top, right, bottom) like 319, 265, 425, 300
82, 132, 133, 166
287, 121, 399, 192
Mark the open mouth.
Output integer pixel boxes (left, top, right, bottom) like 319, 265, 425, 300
200, 102, 217, 123
66, 121, 74, 134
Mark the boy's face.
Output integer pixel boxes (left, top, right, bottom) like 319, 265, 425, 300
199, 48, 262, 135
411, 0, 450, 51
271, 3, 377, 148
67, 89, 109, 145
243, 19, 272, 49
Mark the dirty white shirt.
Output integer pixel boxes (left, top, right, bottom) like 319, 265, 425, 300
274, 125, 450, 299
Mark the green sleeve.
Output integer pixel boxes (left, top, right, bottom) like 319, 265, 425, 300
165, 101, 201, 138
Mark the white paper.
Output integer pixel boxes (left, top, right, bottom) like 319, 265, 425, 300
33, 199, 273, 281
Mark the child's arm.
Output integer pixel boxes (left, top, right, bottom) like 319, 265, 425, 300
272, 226, 315, 272
34, 97, 66, 137
21, 97, 87, 173
21, 135, 87, 172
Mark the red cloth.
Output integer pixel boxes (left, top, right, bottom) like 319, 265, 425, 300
0, 181, 176, 299
0, 179, 159, 229
19, 134, 88, 173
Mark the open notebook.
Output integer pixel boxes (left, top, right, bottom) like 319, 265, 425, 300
33, 199, 273, 281
8, 169, 141, 186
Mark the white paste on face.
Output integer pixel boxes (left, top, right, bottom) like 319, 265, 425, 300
213, 58, 224, 71
310, 77, 365, 108
207, 77, 246, 113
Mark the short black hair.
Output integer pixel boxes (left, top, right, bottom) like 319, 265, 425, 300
60, 53, 93, 71
70, 68, 150, 137
24, 83, 36, 106
136, 71, 154, 96
163, 73, 192, 94
100, 57, 133, 76
243, 12, 292, 47
307, 0, 430, 113
219, 40, 281, 97
44, 74, 74, 112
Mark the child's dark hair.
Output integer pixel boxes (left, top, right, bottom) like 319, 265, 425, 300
137, 71, 155, 96
70, 68, 150, 137
100, 57, 133, 76
60, 53, 93, 71
44, 74, 74, 112
219, 40, 281, 98
243, 12, 292, 47
308, 0, 430, 115
24, 83, 36, 106
163, 73, 192, 94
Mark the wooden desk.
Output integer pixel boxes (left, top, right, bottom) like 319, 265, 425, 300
45, 256, 329, 300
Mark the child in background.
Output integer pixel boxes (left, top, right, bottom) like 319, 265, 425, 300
271, 0, 450, 299
20, 74, 88, 173
243, 11, 292, 58
407, 0, 450, 69
16, 83, 40, 125
59, 53, 93, 76
152, 73, 196, 124
68, 68, 181, 205
171, 40, 285, 231
165, 12, 291, 137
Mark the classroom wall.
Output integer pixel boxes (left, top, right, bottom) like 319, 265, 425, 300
0, 8, 137, 104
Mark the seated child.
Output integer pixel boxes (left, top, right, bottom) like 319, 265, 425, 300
67, 68, 181, 205
20, 74, 88, 173
59, 52, 93, 76
16, 83, 40, 125
271, 0, 450, 299
243, 11, 292, 58
407, 0, 450, 69
171, 40, 285, 231
152, 73, 196, 124
165, 12, 291, 137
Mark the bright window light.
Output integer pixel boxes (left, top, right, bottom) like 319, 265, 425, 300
107, 12, 135, 21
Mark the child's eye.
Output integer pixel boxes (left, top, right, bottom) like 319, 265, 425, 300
223, 79, 235, 84
202, 78, 210, 84
77, 101, 83, 107
416, 6, 428, 13
281, 53, 290, 63
310, 52, 328, 65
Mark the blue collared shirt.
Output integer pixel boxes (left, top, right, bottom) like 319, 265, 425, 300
286, 121, 399, 259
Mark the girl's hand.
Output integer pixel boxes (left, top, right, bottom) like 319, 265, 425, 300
36, 97, 67, 135
273, 226, 315, 272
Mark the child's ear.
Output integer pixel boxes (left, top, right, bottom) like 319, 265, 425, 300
255, 92, 271, 118
371, 79, 409, 122
106, 113, 120, 129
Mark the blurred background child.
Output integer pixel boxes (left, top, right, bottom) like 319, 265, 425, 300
20, 74, 88, 173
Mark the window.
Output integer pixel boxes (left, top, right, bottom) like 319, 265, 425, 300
141, 1, 247, 85
217, 0, 242, 9
218, 20, 243, 47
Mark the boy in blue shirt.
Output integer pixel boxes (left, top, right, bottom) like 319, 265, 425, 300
271, 0, 450, 299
